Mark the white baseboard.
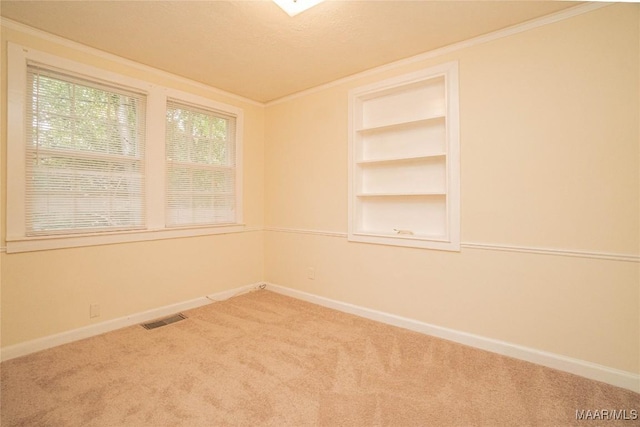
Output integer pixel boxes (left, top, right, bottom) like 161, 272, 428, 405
4, 281, 637, 393
264, 282, 640, 393
0, 283, 262, 362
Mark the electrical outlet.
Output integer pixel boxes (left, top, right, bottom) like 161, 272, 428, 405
307, 267, 315, 280
90, 304, 100, 318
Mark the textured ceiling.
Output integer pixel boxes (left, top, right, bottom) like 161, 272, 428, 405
1, 1, 578, 103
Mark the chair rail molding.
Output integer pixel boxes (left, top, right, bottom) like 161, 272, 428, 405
264, 227, 639, 263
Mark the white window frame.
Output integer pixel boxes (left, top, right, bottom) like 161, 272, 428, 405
24, 63, 148, 236
165, 96, 238, 228
6, 42, 244, 253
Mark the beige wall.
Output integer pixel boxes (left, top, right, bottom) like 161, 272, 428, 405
0, 25, 265, 346
264, 4, 640, 373
1, 3, 638, 377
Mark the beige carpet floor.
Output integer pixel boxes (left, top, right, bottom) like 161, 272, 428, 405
1, 289, 638, 426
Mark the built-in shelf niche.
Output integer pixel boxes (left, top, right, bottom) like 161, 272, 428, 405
358, 156, 446, 195
356, 195, 447, 237
348, 62, 460, 251
360, 78, 445, 129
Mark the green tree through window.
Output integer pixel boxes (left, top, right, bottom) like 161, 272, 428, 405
26, 66, 146, 234
165, 101, 236, 226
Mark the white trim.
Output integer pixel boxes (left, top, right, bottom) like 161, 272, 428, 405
6, 42, 248, 254
0, 17, 264, 107
0, 3, 607, 108
163, 88, 245, 228
264, 227, 640, 263
7, 43, 28, 241
145, 88, 167, 228
265, 227, 347, 238
461, 242, 640, 263
266, 2, 610, 106
6, 226, 262, 254
348, 62, 460, 251
2, 279, 637, 392
0, 283, 264, 362
264, 283, 640, 393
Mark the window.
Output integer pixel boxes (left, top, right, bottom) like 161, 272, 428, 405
26, 65, 146, 235
166, 101, 237, 227
348, 62, 460, 251
7, 43, 244, 253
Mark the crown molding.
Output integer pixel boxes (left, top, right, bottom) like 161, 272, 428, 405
0, 17, 265, 108
266, 2, 611, 106
1, 3, 610, 108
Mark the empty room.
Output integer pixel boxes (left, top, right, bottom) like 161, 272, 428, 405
0, 1, 639, 425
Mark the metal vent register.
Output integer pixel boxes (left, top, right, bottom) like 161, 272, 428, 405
141, 313, 187, 330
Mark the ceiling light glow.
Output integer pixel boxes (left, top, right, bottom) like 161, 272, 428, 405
273, 0, 325, 17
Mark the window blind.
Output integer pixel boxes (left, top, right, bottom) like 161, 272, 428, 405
26, 64, 146, 235
165, 100, 237, 227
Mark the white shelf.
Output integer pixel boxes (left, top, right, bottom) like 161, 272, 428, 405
356, 195, 447, 238
357, 153, 445, 166
356, 192, 446, 197
358, 114, 446, 163
360, 76, 446, 129
358, 155, 446, 195
352, 231, 448, 241
355, 115, 445, 134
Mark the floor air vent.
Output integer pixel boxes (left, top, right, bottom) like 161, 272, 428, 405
141, 313, 187, 330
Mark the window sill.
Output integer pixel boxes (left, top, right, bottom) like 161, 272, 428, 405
5, 224, 252, 253
348, 232, 460, 251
